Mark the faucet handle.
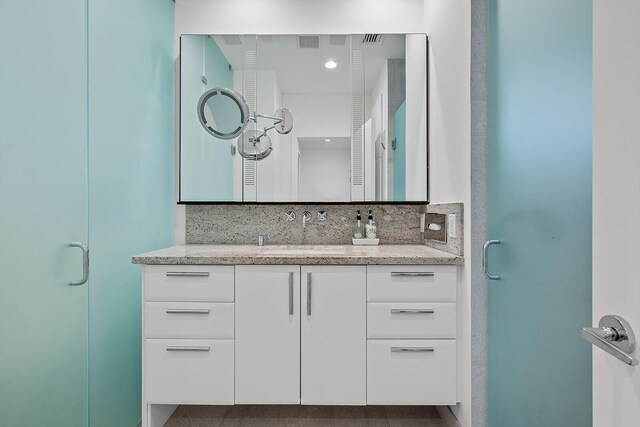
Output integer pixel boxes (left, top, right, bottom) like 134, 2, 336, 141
317, 211, 327, 221
285, 211, 296, 222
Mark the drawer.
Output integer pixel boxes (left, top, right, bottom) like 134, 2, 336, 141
367, 339, 456, 405
144, 339, 234, 404
143, 265, 234, 302
367, 265, 456, 302
367, 302, 456, 339
145, 302, 234, 339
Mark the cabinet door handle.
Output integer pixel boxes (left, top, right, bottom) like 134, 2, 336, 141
166, 346, 210, 352
306, 272, 312, 316
390, 309, 435, 314
289, 272, 294, 315
391, 347, 435, 352
69, 242, 89, 286
165, 271, 210, 277
166, 309, 210, 314
390, 272, 435, 277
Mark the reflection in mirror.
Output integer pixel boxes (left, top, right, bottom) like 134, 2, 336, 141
179, 34, 428, 203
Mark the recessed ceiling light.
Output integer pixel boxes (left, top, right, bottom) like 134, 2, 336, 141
324, 138, 331, 142
325, 60, 337, 69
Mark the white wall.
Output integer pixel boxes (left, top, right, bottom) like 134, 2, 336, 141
299, 146, 351, 202
174, 2, 472, 424
423, 1, 471, 426
592, 2, 640, 426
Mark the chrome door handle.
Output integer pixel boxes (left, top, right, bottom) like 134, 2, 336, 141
582, 315, 638, 366
391, 347, 435, 352
483, 239, 501, 280
165, 309, 210, 314
289, 272, 294, 315
390, 309, 435, 314
166, 346, 211, 352
306, 272, 312, 316
69, 242, 89, 286
391, 272, 435, 277
165, 271, 209, 277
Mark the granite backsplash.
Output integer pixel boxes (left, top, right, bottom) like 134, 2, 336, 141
184, 202, 463, 257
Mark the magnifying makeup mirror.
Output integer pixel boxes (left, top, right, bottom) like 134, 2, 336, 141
237, 130, 273, 161
197, 87, 249, 140
197, 86, 293, 161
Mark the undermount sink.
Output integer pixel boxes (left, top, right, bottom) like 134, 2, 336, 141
261, 245, 347, 255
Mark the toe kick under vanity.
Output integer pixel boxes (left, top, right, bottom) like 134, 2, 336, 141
132, 245, 463, 427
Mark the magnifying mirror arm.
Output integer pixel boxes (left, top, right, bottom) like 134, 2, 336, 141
252, 113, 283, 123
258, 124, 278, 137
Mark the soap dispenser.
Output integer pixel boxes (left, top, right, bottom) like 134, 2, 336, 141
365, 209, 377, 238
353, 210, 364, 239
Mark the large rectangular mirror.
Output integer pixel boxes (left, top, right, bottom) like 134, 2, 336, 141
179, 34, 428, 203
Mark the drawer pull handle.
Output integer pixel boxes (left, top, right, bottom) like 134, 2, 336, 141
307, 272, 312, 316
391, 347, 435, 352
165, 272, 210, 277
289, 272, 294, 315
166, 346, 211, 352
390, 272, 435, 277
166, 309, 210, 314
390, 309, 435, 314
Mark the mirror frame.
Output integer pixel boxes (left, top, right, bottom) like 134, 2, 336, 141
178, 34, 430, 205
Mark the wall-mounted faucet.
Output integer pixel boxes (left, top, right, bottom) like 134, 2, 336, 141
302, 211, 312, 229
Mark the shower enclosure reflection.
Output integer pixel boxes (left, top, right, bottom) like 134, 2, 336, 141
179, 34, 428, 203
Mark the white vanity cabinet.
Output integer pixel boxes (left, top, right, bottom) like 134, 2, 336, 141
235, 265, 301, 404
300, 266, 366, 405
366, 265, 458, 405
235, 265, 366, 405
140, 261, 458, 426
142, 265, 235, 407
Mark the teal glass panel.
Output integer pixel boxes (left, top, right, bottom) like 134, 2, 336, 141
0, 1, 88, 426
393, 101, 406, 201
488, 1, 592, 426
180, 35, 235, 201
88, 0, 174, 426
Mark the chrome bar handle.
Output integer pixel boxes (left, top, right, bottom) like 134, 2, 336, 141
166, 271, 210, 277
289, 272, 294, 315
166, 309, 210, 314
582, 315, 638, 366
391, 347, 435, 352
306, 272, 312, 316
391, 309, 435, 314
483, 240, 501, 280
391, 272, 435, 277
166, 346, 211, 352
69, 242, 89, 286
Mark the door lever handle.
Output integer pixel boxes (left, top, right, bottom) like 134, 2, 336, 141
69, 242, 89, 286
582, 315, 638, 366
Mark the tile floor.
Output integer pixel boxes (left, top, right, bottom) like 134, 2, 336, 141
165, 405, 446, 426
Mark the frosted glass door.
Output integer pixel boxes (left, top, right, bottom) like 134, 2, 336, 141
488, 1, 592, 426
0, 1, 88, 426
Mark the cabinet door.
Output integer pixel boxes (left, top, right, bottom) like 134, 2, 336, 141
235, 265, 300, 403
301, 266, 366, 405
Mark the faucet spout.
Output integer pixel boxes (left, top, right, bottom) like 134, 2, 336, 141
302, 211, 311, 229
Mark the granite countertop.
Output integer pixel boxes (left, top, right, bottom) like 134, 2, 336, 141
132, 244, 463, 266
